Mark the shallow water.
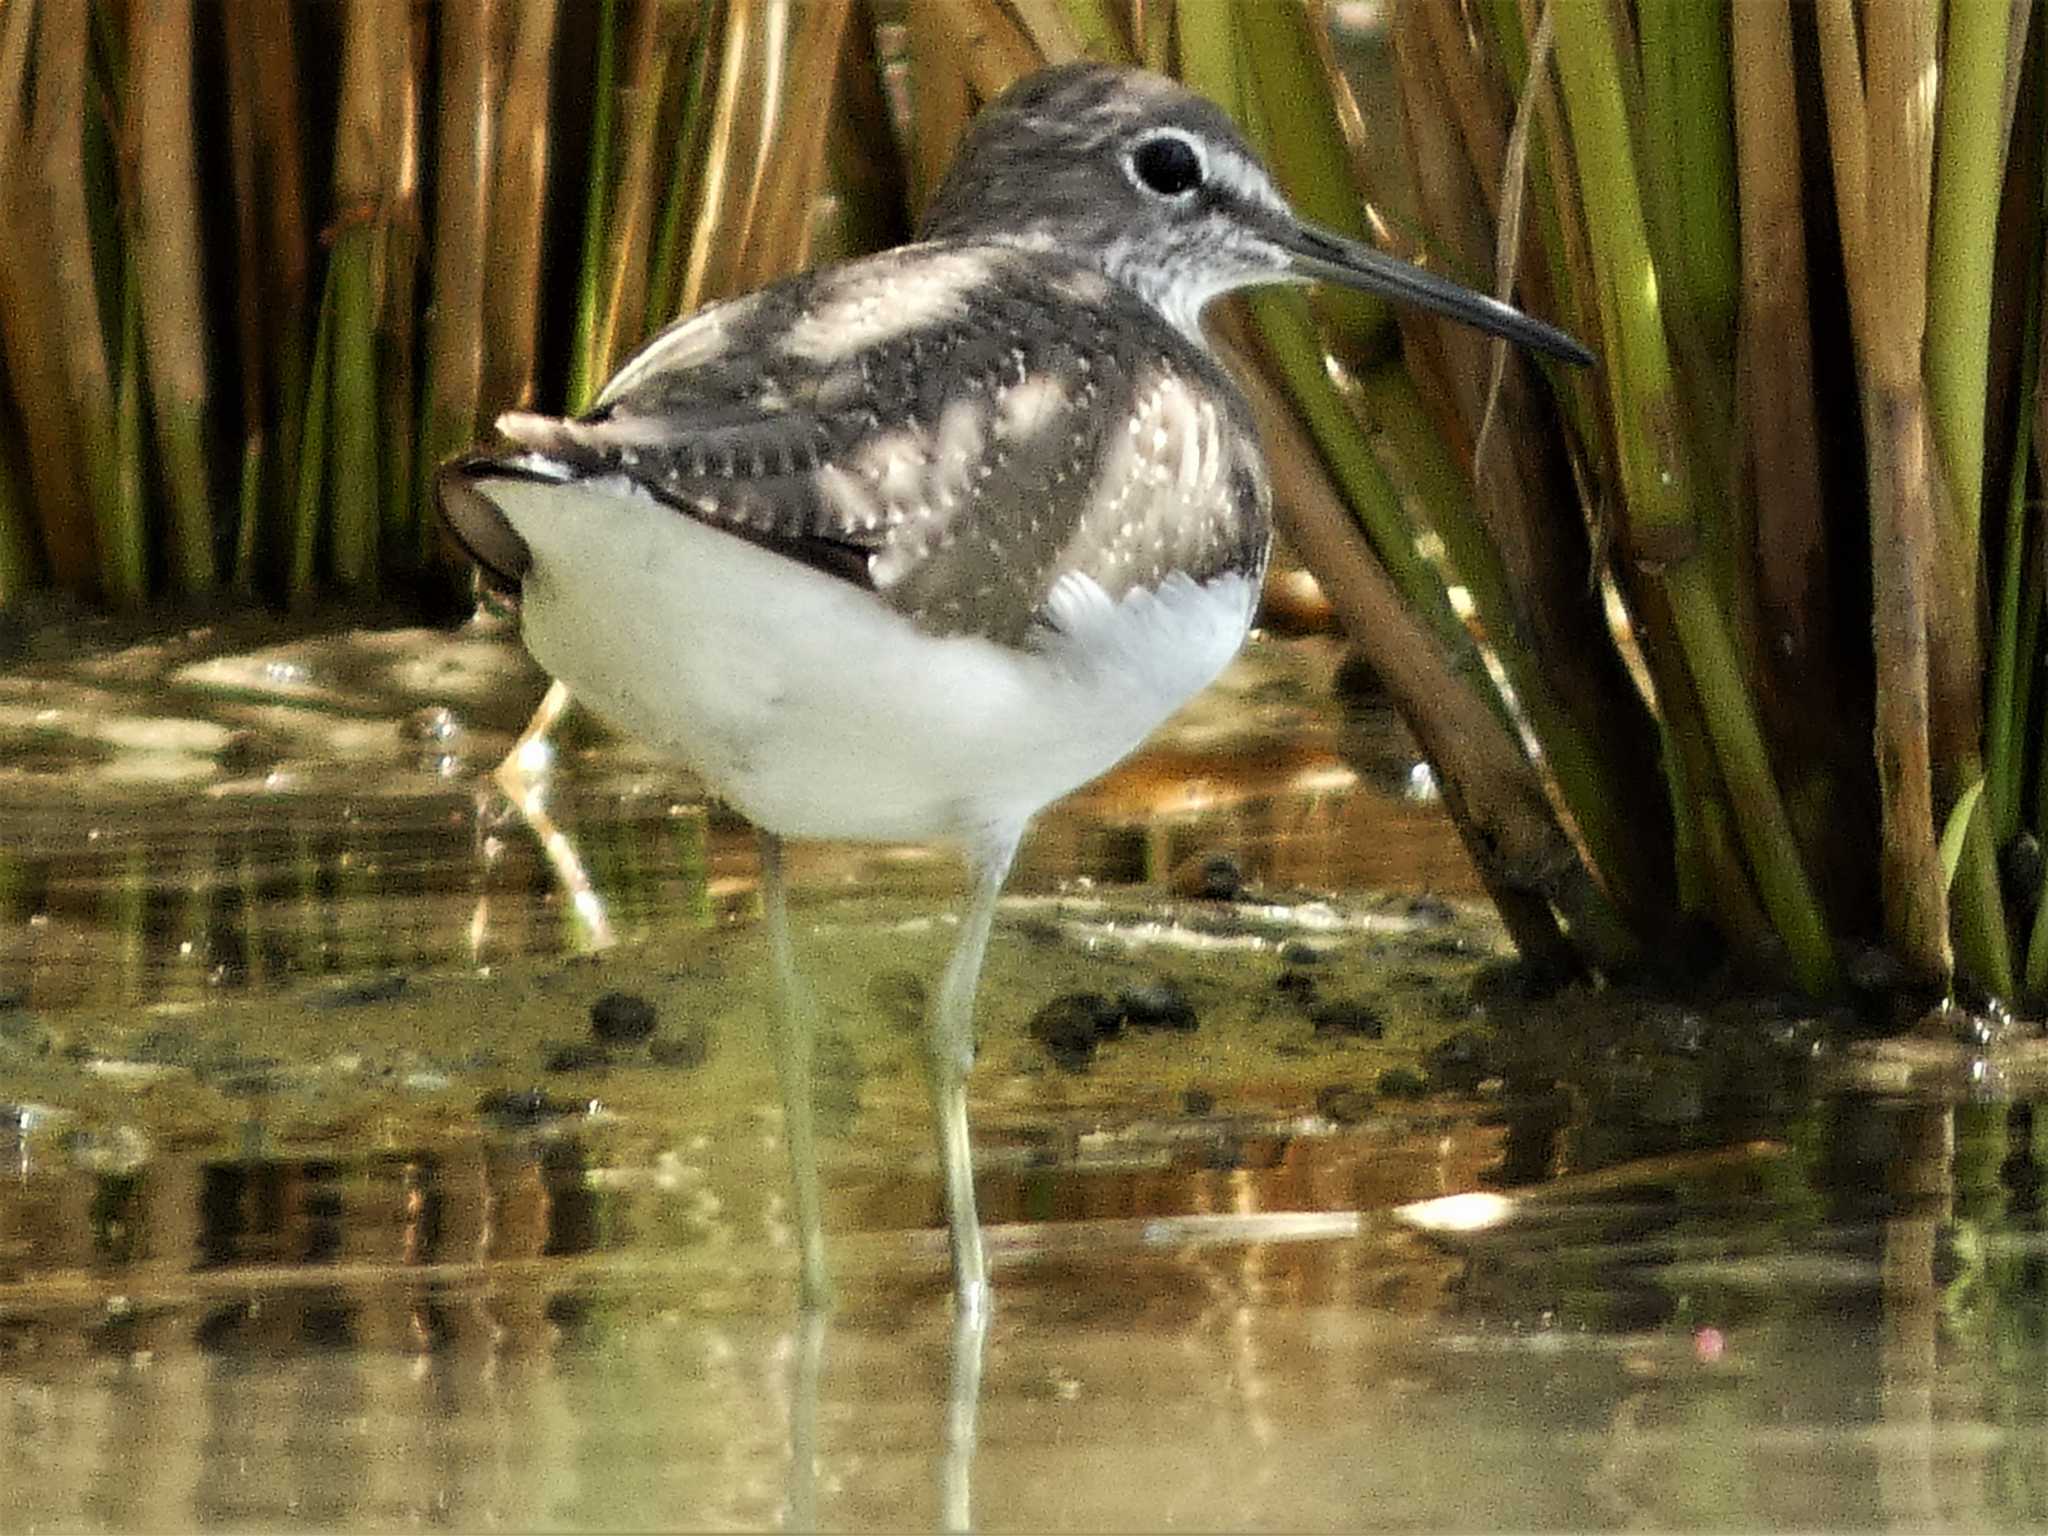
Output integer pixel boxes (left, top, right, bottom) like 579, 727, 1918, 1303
4, 616, 2048, 1532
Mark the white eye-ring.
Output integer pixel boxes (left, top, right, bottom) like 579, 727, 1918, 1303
1125, 128, 1208, 200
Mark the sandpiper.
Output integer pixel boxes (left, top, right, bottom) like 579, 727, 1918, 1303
439, 62, 1590, 1316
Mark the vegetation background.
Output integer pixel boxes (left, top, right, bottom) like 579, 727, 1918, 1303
1, 0, 2043, 1013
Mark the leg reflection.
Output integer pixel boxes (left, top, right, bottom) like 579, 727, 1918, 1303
941, 1300, 988, 1534
785, 1307, 827, 1532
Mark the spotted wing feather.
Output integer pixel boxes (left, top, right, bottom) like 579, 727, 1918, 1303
443, 241, 1270, 645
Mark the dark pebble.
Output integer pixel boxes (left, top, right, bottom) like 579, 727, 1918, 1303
589, 991, 658, 1044
1315, 1083, 1374, 1123
311, 973, 409, 1010
649, 1021, 711, 1070
1424, 1028, 1500, 1093
1029, 993, 1119, 1071
1309, 999, 1386, 1038
1376, 1066, 1429, 1099
1118, 980, 1198, 1032
1182, 1087, 1216, 1115
476, 1088, 587, 1128
545, 1040, 613, 1073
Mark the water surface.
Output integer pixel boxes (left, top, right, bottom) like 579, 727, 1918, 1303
3, 616, 2046, 1531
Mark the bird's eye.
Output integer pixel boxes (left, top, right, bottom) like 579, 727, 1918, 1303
1129, 133, 1205, 198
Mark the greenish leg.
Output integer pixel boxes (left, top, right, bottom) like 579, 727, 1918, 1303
927, 824, 1022, 1320
759, 831, 829, 1310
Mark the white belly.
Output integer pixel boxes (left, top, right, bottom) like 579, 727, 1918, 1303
487, 477, 1257, 844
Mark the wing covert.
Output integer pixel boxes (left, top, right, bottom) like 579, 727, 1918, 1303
488, 241, 1270, 643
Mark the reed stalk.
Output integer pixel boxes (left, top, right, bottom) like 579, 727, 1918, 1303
0, 419, 35, 604
907, 4, 975, 221
1370, 2, 1676, 932
481, 0, 561, 417
114, 258, 146, 598
377, 16, 425, 565
1986, 221, 2040, 847
589, 0, 687, 381
677, 3, 778, 311
1225, 311, 1636, 973
1730, 0, 1838, 870
1550, 0, 1835, 992
0, 9, 59, 593
419, 0, 499, 557
924, 0, 1041, 101
1930, 0, 2018, 553
30, 12, 129, 603
819, 2, 912, 264
130, 0, 218, 597
1133, 0, 1172, 74
326, 0, 402, 595
565, 0, 624, 413
290, 268, 339, 600
644, 5, 724, 333
1927, 0, 2021, 997
733, 0, 855, 285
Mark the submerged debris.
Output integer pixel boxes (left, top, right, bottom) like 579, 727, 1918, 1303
476, 1088, 591, 1128
589, 991, 659, 1045
1029, 992, 1122, 1071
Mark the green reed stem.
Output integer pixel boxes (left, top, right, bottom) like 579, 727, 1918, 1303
1637, 0, 1739, 350
1987, 272, 2040, 844
567, 0, 622, 414
1552, 0, 1836, 993
327, 229, 381, 593
1931, 2, 2021, 997
1929, 0, 2017, 551
232, 436, 263, 596
644, 6, 719, 333
1238, 2, 1385, 346
1053, 0, 1130, 63
113, 255, 147, 602
0, 428, 33, 604
290, 270, 338, 601
132, 0, 219, 597
2028, 843, 2048, 997
1250, 293, 1476, 667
